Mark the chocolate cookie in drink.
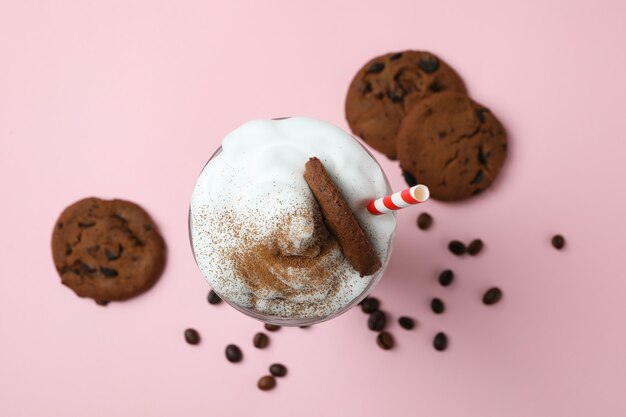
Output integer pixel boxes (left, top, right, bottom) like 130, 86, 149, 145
189, 117, 396, 324
345, 51, 467, 159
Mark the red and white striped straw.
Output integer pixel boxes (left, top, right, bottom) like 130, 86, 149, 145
367, 184, 430, 215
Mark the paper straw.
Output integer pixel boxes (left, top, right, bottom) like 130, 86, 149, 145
367, 184, 430, 215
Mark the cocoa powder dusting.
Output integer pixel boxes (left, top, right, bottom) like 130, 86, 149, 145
225, 207, 346, 316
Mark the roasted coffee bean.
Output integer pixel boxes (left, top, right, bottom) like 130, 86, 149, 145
207, 290, 222, 305
418, 56, 439, 73
448, 240, 466, 255
552, 234, 565, 250
467, 239, 484, 255
253, 332, 270, 349
367, 62, 385, 73
433, 332, 448, 351
368, 310, 387, 331
431, 298, 445, 314
402, 171, 417, 187
376, 332, 394, 350
264, 323, 281, 332
417, 212, 433, 230
361, 297, 380, 314
184, 328, 200, 345
398, 316, 415, 330
482, 287, 503, 305
269, 364, 288, 377
438, 270, 454, 287
225, 344, 242, 363
257, 375, 276, 391
99, 267, 118, 278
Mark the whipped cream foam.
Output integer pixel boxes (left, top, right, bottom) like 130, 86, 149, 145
190, 117, 396, 320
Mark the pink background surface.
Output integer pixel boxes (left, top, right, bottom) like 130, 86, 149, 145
1, 0, 626, 416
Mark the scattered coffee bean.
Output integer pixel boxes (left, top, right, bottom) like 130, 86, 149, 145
361, 297, 380, 313
417, 212, 433, 230
358, 297, 368, 305
467, 239, 484, 255
448, 240, 466, 255
225, 344, 242, 363
438, 270, 454, 287
482, 287, 503, 305
367, 62, 385, 74
398, 316, 415, 330
402, 171, 417, 187
431, 298, 445, 314
376, 332, 394, 350
184, 328, 200, 345
257, 375, 276, 391
264, 323, 281, 332
433, 332, 448, 351
552, 234, 565, 250
368, 310, 387, 331
253, 332, 270, 349
207, 289, 222, 305
269, 364, 288, 377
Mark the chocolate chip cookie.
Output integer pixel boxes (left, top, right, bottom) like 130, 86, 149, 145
51, 198, 165, 304
397, 92, 507, 201
345, 51, 467, 159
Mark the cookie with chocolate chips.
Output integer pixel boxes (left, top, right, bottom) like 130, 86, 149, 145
397, 92, 507, 201
345, 51, 467, 159
51, 198, 165, 304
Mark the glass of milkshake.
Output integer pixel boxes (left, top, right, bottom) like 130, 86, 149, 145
189, 117, 396, 326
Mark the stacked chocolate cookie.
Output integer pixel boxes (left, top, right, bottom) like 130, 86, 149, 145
345, 51, 507, 201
